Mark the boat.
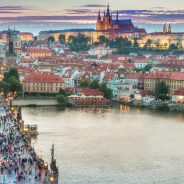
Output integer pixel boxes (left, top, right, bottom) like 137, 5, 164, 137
24, 125, 38, 136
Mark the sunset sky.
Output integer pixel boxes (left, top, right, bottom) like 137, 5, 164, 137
0, 0, 184, 34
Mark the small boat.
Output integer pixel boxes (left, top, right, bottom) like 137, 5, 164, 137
29, 125, 38, 136
24, 125, 38, 136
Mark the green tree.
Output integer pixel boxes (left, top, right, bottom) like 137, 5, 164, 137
90, 79, 100, 89
56, 94, 67, 107
98, 35, 109, 45
68, 35, 77, 44
144, 64, 152, 72
0, 68, 22, 95
79, 79, 90, 87
58, 34, 66, 43
169, 43, 178, 50
100, 82, 112, 99
4, 67, 19, 81
155, 81, 170, 100
133, 38, 139, 48
48, 36, 55, 43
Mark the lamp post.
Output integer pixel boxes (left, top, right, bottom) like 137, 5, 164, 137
49, 175, 55, 184
9, 96, 13, 109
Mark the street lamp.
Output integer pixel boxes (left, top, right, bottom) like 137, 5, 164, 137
9, 96, 13, 109
44, 162, 48, 169
49, 175, 55, 184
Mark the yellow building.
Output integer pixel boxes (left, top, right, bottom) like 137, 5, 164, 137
19, 32, 33, 42
138, 24, 184, 49
144, 71, 184, 95
23, 72, 65, 93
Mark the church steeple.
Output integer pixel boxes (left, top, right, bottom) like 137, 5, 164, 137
163, 22, 167, 33
97, 10, 101, 21
116, 10, 119, 23
168, 24, 171, 33
106, 3, 110, 16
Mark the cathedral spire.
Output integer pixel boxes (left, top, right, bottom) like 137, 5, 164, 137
168, 24, 171, 33
116, 10, 119, 23
163, 22, 167, 33
106, 3, 110, 16
97, 10, 101, 21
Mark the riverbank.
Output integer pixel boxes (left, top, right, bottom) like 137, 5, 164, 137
13, 99, 59, 107
112, 98, 184, 112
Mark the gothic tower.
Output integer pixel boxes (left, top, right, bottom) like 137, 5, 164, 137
96, 10, 102, 31
168, 24, 171, 33
163, 23, 168, 33
6, 28, 17, 69
103, 4, 111, 30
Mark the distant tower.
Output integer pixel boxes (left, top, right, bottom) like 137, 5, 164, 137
6, 29, 17, 69
106, 3, 110, 16
163, 23, 168, 33
8, 33, 14, 55
96, 10, 102, 31
168, 24, 171, 33
116, 10, 119, 23
103, 4, 111, 30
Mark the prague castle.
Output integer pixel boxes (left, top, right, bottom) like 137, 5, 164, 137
96, 4, 146, 34
39, 4, 147, 42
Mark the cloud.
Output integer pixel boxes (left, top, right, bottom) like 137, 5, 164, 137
65, 9, 93, 14
0, 6, 33, 10
1, 9, 184, 25
81, 4, 107, 8
0, 11, 22, 14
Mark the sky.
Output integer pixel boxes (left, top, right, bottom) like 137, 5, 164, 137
0, 0, 184, 34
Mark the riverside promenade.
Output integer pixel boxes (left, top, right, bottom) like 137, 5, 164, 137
0, 98, 51, 184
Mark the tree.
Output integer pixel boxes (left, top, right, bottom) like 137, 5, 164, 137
169, 43, 178, 50
56, 94, 67, 107
79, 79, 90, 87
100, 82, 112, 99
144, 64, 152, 72
0, 68, 22, 95
68, 35, 77, 44
90, 79, 100, 89
58, 34, 66, 43
4, 68, 19, 81
133, 38, 139, 48
98, 35, 109, 45
155, 81, 170, 100
48, 36, 55, 43
9, 77, 22, 92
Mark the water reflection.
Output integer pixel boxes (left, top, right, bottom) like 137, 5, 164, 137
22, 105, 184, 184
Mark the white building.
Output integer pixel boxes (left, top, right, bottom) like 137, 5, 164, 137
107, 79, 133, 99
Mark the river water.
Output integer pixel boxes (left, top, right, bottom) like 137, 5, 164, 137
21, 105, 184, 184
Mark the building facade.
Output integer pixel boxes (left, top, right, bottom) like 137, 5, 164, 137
23, 72, 65, 93
144, 71, 184, 95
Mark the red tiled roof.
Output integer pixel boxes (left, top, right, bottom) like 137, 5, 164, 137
145, 71, 184, 81
23, 72, 64, 83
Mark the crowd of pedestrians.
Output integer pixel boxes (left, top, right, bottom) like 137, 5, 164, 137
0, 99, 50, 183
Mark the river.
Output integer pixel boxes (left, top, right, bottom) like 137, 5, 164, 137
21, 105, 184, 184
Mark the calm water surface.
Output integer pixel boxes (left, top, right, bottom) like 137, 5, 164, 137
21, 105, 184, 184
